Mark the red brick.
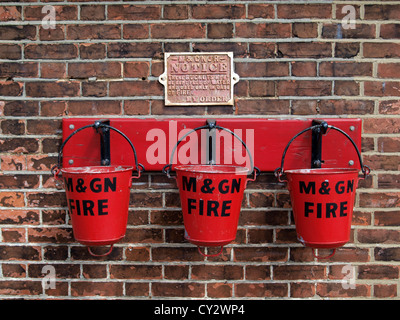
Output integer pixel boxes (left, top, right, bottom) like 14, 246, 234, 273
0, 62, 38, 78
277, 4, 331, 19
107, 5, 161, 20
291, 62, 317, 77
292, 23, 318, 38
0, 281, 42, 295
248, 4, 274, 19
277, 80, 332, 96
317, 283, 370, 298
236, 99, 289, 115
192, 4, 245, 19
40, 62, 66, 79
164, 5, 188, 20
26, 81, 80, 97
364, 81, 400, 97
0, 44, 21, 59
191, 265, 243, 280
124, 62, 150, 79
378, 137, 400, 152
364, 4, 400, 20
0, 245, 41, 260
68, 62, 121, 79
152, 282, 205, 297
0, 6, 21, 21
236, 62, 289, 77
207, 283, 232, 298
319, 62, 372, 77
71, 282, 123, 297
24, 5, 77, 20
358, 229, 400, 244
274, 265, 326, 280
39, 26, 65, 41
80, 5, 105, 20
67, 24, 120, 40
0, 81, 22, 96
208, 23, 234, 39
108, 42, 162, 58
236, 23, 291, 38
378, 63, 400, 78
359, 192, 400, 208
25, 44, 78, 59
374, 284, 397, 298
151, 23, 205, 39
364, 43, 400, 58
123, 24, 149, 39
380, 24, 400, 39
68, 100, 121, 115
110, 265, 162, 279
278, 42, 331, 58
109, 80, 162, 97
322, 23, 375, 39
0, 25, 36, 40
235, 283, 288, 297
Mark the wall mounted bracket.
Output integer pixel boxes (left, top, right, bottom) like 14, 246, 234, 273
61, 118, 362, 173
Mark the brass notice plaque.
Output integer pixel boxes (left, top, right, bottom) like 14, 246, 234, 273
158, 52, 239, 106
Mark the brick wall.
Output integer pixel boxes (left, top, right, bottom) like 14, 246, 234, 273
0, 0, 399, 300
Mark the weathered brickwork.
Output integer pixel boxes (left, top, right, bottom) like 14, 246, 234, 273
0, 0, 399, 299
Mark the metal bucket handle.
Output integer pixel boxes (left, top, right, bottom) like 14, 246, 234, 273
162, 123, 260, 181
51, 121, 145, 180
274, 123, 370, 183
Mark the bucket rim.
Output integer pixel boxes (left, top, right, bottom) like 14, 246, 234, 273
61, 165, 133, 174
174, 164, 250, 174
285, 168, 360, 175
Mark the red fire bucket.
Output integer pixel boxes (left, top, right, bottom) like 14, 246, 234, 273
163, 124, 258, 257
52, 122, 144, 256
275, 123, 370, 259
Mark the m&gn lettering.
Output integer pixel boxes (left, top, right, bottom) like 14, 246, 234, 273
65, 177, 117, 216
182, 176, 242, 217
299, 180, 355, 219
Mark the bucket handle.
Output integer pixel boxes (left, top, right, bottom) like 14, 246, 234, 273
51, 121, 145, 179
87, 245, 114, 257
274, 123, 370, 183
197, 246, 224, 258
162, 123, 260, 181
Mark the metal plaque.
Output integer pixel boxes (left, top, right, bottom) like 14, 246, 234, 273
158, 52, 239, 106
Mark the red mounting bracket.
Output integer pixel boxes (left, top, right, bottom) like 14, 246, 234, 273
60, 118, 362, 173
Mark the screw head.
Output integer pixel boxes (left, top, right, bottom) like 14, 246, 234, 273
349, 160, 354, 166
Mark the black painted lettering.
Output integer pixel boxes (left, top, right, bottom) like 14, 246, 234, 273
207, 201, 219, 217
231, 178, 241, 194
326, 203, 337, 218
68, 199, 75, 215
304, 202, 313, 217
182, 176, 197, 192
347, 180, 354, 193
188, 198, 196, 214
340, 201, 348, 217
317, 203, 322, 218
199, 198, 204, 215
98, 199, 108, 215
65, 178, 73, 192
335, 181, 345, 194
76, 199, 81, 216
104, 177, 117, 192
90, 178, 102, 193
82, 200, 95, 216
299, 181, 315, 194
218, 179, 229, 194
221, 200, 231, 216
